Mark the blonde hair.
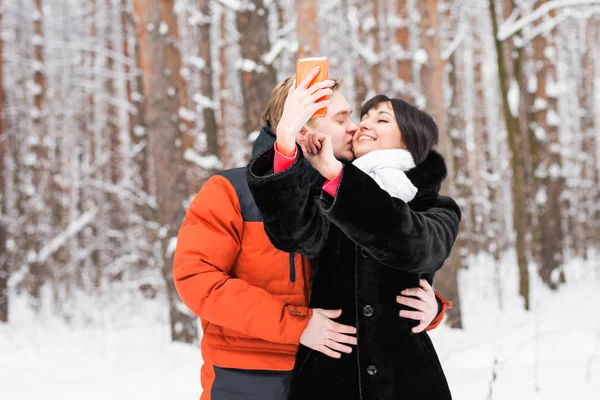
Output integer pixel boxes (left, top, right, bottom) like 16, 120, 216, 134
261, 77, 342, 131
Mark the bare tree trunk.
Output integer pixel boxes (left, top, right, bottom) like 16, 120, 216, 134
418, 0, 462, 327
26, 0, 48, 308
489, 0, 530, 310
369, 0, 382, 93
395, 0, 413, 102
472, 22, 492, 258
581, 20, 599, 258
0, 0, 7, 323
591, 19, 600, 251
195, 0, 220, 189
133, 0, 198, 344
236, 0, 277, 136
296, 0, 319, 58
531, 2, 564, 288
106, 0, 121, 188
123, 0, 150, 197
83, 0, 103, 289
447, 48, 473, 326
218, 9, 231, 167
352, 0, 368, 113
104, 0, 126, 273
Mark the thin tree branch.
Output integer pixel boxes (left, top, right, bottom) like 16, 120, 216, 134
498, 0, 600, 40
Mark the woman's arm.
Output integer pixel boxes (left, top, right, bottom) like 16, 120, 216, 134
317, 163, 461, 274
246, 67, 336, 257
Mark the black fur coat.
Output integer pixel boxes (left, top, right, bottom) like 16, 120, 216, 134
246, 145, 461, 400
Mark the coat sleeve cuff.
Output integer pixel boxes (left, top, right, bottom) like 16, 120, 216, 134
426, 291, 452, 331
274, 142, 298, 173
284, 306, 313, 344
322, 168, 343, 197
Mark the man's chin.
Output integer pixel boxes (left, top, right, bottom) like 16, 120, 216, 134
333, 148, 353, 162
339, 150, 355, 162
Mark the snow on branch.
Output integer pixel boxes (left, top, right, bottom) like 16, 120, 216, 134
262, 39, 288, 65
44, 39, 138, 68
514, 13, 568, 48
214, 0, 242, 12
184, 149, 223, 170
498, 0, 600, 41
87, 179, 157, 209
37, 208, 98, 263
352, 39, 380, 66
442, 20, 466, 61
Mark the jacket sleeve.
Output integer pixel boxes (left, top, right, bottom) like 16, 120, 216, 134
246, 145, 330, 258
426, 291, 452, 331
173, 175, 311, 345
317, 163, 461, 274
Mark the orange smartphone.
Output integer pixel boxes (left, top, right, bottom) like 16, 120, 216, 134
296, 57, 328, 118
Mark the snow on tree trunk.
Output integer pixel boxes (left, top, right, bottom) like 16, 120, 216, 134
24, 0, 48, 310
577, 18, 598, 257
195, 0, 221, 188
531, 0, 565, 289
591, 18, 600, 250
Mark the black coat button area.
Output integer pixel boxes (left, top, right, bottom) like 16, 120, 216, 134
367, 365, 378, 376
359, 247, 369, 258
363, 305, 374, 317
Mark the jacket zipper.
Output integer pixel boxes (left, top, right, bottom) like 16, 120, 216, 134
289, 253, 296, 283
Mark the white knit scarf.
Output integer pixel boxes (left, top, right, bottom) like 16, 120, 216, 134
352, 149, 418, 202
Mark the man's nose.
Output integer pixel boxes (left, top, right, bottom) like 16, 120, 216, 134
348, 120, 358, 135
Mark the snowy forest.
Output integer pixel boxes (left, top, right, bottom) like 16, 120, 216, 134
0, 0, 600, 397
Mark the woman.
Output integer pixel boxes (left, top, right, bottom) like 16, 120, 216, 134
247, 71, 461, 400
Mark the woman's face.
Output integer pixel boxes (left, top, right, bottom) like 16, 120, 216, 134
352, 102, 406, 158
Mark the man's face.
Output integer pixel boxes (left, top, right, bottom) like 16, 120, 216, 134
308, 91, 357, 161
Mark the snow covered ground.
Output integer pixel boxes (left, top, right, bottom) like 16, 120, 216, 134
1, 254, 599, 400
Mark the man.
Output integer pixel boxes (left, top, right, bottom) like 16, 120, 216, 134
173, 77, 448, 400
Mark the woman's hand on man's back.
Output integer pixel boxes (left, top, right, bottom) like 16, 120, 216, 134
396, 279, 438, 333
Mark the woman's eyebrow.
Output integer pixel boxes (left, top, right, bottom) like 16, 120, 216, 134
378, 111, 393, 117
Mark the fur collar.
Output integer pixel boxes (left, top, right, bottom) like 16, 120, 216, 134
405, 150, 448, 200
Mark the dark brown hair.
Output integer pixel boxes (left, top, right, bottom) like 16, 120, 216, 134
360, 95, 438, 164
